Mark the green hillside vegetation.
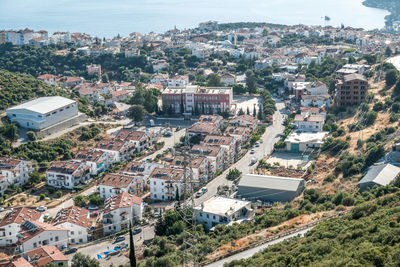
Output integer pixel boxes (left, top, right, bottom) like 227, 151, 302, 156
226, 185, 400, 267
0, 43, 150, 80
0, 70, 66, 111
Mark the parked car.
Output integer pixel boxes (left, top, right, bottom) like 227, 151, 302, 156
176, 126, 181, 131
133, 228, 142, 235
64, 248, 77, 255
113, 236, 126, 244
250, 149, 255, 154
259, 139, 264, 143
0, 207, 4, 212
196, 191, 203, 198
35, 206, 47, 212
255, 142, 260, 147
201, 187, 208, 193
164, 131, 172, 137
250, 157, 258, 165
114, 242, 128, 250
88, 205, 99, 210
150, 119, 155, 127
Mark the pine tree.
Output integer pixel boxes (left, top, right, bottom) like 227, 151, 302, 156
129, 223, 136, 267
253, 106, 257, 117
246, 107, 250, 115
238, 108, 245, 115
175, 187, 180, 209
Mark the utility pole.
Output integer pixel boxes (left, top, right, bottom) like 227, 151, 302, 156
175, 129, 199, 267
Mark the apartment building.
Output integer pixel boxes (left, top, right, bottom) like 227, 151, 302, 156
0, 157, 34, 194
149, 167, 185, 201
99, 173, 143, 199
336, 73, 368, 106
46, 161, 91, 189
103, 192, 143, 234
162, 85, 233, 115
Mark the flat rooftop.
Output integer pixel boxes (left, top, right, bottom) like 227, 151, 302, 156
285, 131, 328, 143
195, 196, 250, 216
239, 174, 304, 192
7, 96, 76, 115
163, 85, 232, 95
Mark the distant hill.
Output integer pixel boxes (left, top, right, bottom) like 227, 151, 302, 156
0, 70, 66, 111
363, 0, 400, 26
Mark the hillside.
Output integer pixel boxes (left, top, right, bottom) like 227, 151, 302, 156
363, 0, 400, 26
226, 187, 400, 267
0, 70, 66, 111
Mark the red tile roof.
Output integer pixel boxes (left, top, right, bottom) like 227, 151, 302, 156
103, 192, 142, 213
0, 208, 42, 228
25, 246, 67, 267
52, 206, 92, 229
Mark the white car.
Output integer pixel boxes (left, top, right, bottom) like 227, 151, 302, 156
35, 206, 47, 212
250, 149, 255, 154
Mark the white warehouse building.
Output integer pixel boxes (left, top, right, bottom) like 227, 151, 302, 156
6, 96, 78, 130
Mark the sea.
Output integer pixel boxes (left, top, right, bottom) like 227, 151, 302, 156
0, 0, 390, 38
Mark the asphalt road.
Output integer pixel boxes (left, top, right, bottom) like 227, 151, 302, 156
205, 226, 314, 267
194, 100, 285, 206
66, 225, 155, 264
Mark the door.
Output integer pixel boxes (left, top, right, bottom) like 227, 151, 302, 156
291, 143, 299, 153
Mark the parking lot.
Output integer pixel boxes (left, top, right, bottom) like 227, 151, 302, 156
266, 152, 313, 170
233, 95, 261, 114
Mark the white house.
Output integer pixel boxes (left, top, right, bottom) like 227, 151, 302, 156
0, 208, 43, 247
285, 132, 329, 153
52, 206, 92, 245
168, 75, 189, 87
301, 94, 331, 108
102, 192, 143, 234
294, 114, 325, 132
149, 167, 184, 201
0, 157, 34, 194
37, 74, 58, 86
17, 221, 68, 253
194, 196, 254, 230
46, 161, 91, 189
99, 173, 143, 199
220, 73, 236, 86
6, 97, 78, 130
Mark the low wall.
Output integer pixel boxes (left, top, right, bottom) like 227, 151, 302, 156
37, 113, 87, 137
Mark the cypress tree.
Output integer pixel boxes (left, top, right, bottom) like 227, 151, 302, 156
129, 222, 136, 267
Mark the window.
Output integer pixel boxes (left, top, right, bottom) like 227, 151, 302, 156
33, 242, 37, 248
200, 212, 203, 217
55, 236, 59, 242
71, 231, 74, 235
71, 238, 75, 243
79, 238, 83, 243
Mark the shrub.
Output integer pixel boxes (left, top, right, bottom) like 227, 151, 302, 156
39, 194, 46, 200
26, 131, 37, 141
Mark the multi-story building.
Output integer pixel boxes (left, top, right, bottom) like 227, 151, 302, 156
168, 75, 189, 87
74, 149, 110, 176
86, 64, 101, 77
224, 126, 252, 147
99, 173, 144, 199
336, 73, 368, 106
52, 206, 92, 244
294, 114, 325, 132
161, 85, 233, 115
103, 192, 143, 234
0, 157, 34, 194
46, 161, 91, 189
94, 138, 136, 163
0, 208, 43, 247
229, 115, 258, 130
220, 73, 236, 86
202, 135, 237, 165
149, 167, 185, 201
191, 145, 224, 174
115, 129, 154, 152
